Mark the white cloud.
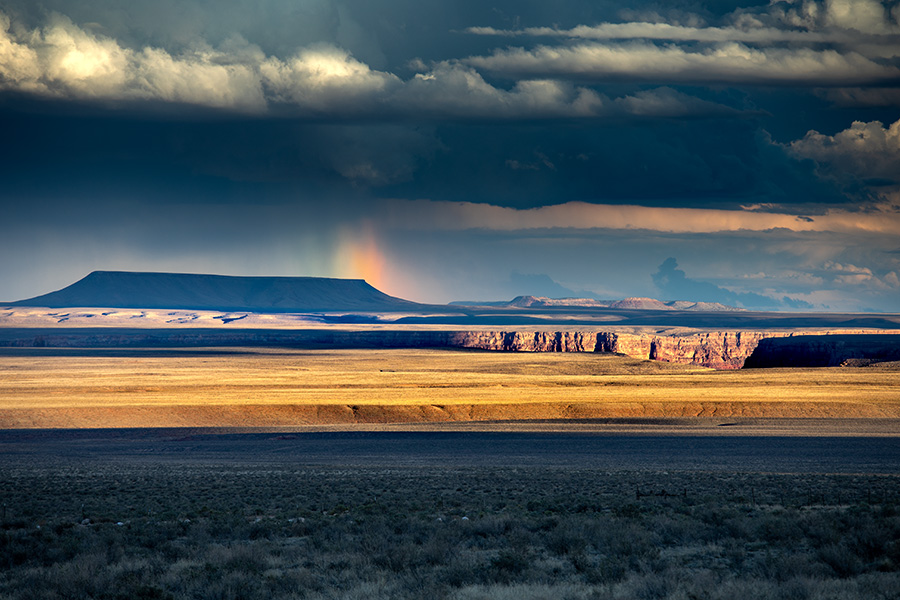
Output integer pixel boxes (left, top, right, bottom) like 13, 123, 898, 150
820, 260, 900, 289
789, 119, 900, 182
466, 22, 834, 44
465, 1, 900, 87
466, 42, 899, 85
0, 12, 267, 110
822, 0, 899, 34
398, 62, 604, 118
0, 14, 42, 88
824, 260, 873, 274
767, 0, 900, 34
1, 10, 745, 119
261, 46, 399, 112
472, 1, 900, 43
133, 46, 266, 110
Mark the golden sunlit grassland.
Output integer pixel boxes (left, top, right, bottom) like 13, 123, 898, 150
1, 348, 898, 429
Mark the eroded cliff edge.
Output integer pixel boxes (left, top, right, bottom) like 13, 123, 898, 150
444, 330, 900, 369
3, 327, 900, 369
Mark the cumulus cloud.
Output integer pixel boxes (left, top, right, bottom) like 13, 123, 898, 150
401, 64, 605, 119
0, 12, 267, 110
469, 1, 900, 44
0, 10, 748, 119
466, 42, 898, 85
789, 119, 900, 183
472, 0, 900, 43
465, 0, 900, 87
818, 260, 900, 290
770, 0, 900, 35
824, 260, 875, 284
261, 45, 399, 112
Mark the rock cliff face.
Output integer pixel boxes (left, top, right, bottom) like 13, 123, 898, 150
445, 330, 758, 368
3, 327, 899, 369
648, 331, 773, 370
442, 329, 900, 369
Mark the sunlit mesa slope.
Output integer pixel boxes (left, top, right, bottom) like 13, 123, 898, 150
9, 271, 422, 312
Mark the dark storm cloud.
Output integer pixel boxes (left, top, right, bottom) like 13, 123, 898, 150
378, 118, 846, 208
0, 0, 892, 209
652, 257, 790, 308
1, 93, 842, 211
0, 0, 889, 210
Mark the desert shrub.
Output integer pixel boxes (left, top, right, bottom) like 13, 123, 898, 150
487, 549, 531, 584
450, 582, 599, 600
2, 465, 900, 600
818, 543, 864, 578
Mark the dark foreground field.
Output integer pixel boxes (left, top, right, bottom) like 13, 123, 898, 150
2, 432, 900, 599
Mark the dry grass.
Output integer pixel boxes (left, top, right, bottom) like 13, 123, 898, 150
1, 348, 899, 428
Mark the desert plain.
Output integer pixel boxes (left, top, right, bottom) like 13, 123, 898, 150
2, 284, 900, 600
1, 347, 899, 433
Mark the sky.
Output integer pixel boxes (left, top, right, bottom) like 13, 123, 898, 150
1, 0, 899, 311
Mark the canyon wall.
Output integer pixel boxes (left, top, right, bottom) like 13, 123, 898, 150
2, 328, 899, 369
445, 330, 762, 369
446, 330, 900, 369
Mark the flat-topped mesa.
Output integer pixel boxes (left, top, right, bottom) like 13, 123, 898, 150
11, 271, 422, 313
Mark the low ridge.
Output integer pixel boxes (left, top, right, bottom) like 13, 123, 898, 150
11, 271, 422, 312
503, 295, 743, 311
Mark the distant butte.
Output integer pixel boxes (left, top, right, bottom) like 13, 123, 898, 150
467, 296, 744, 311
